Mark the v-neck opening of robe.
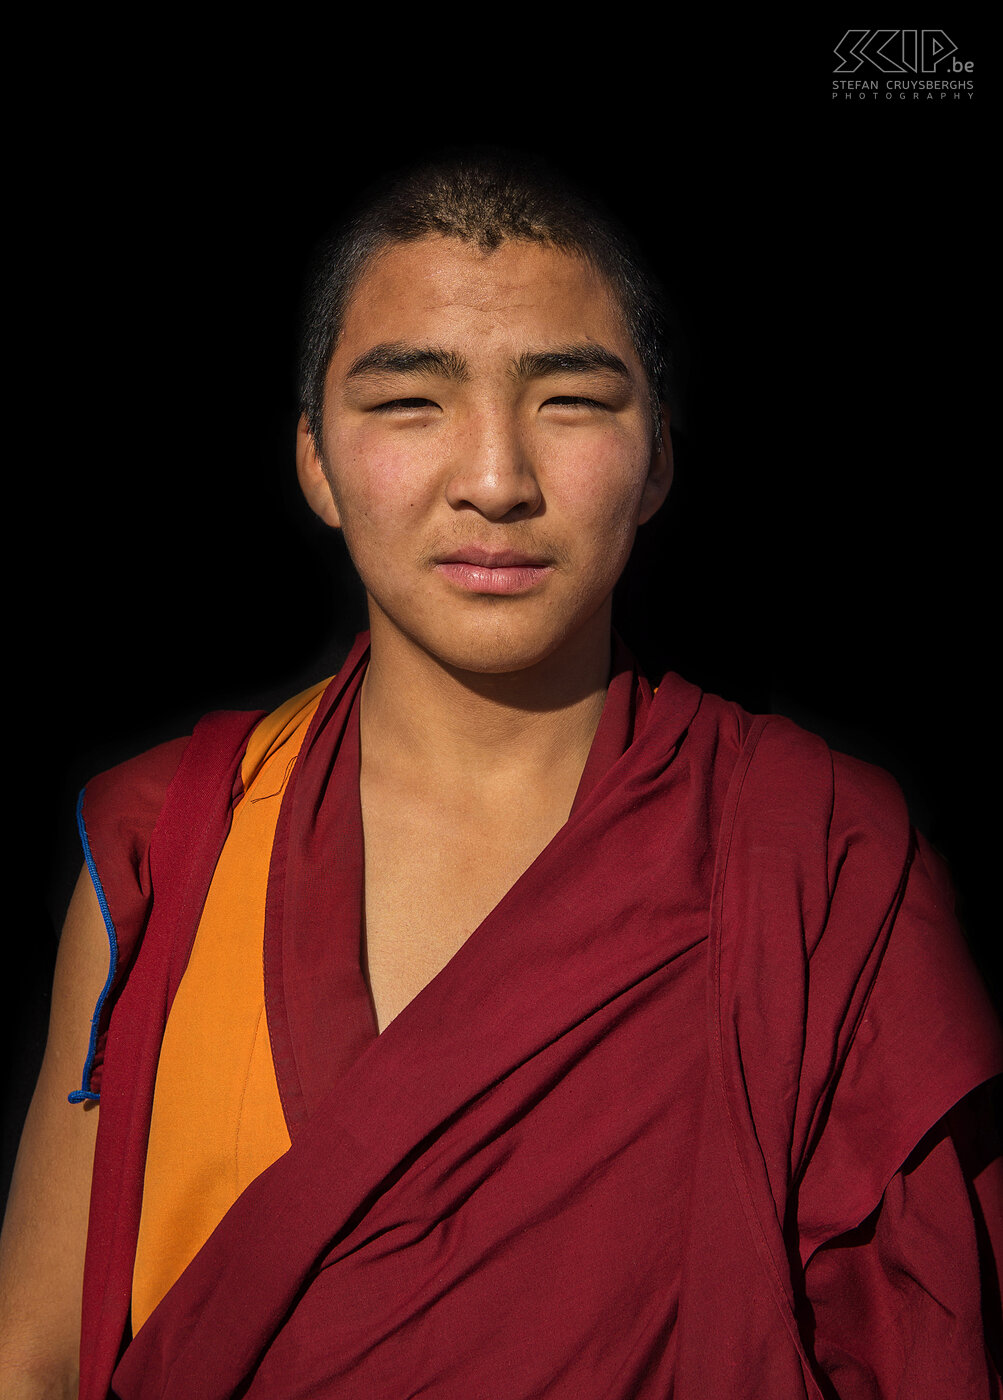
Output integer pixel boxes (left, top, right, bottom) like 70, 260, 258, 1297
263, 632, 656, 1136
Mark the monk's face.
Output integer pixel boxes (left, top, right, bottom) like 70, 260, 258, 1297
297, 235, 671, 675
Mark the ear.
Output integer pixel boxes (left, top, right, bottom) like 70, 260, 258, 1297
638, 406, 674, 525
296, 415, 342, 529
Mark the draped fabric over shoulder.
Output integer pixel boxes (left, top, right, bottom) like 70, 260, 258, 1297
74, 635, 1003, 1399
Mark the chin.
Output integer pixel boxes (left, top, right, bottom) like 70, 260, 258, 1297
414, 606, 607, 679
424, 629, 557, 677
366, 580, 614, 679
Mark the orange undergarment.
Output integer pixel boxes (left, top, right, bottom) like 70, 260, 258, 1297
131, 680, 329, 1332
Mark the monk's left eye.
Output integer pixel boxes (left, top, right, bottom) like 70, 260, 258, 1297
544, 396, 609, 409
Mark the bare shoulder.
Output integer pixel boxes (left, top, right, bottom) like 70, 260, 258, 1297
0, 868, 109, 1396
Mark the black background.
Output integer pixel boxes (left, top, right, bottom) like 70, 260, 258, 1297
6, 26, 996, 1195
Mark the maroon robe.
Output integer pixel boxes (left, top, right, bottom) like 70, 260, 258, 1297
75, 635, 1003, 1398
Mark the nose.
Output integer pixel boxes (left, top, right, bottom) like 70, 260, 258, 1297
444, 409, 543, 522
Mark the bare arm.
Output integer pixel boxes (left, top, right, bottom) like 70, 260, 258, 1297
0, 869, 109, 1398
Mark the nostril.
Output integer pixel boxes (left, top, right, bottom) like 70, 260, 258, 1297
445, 462, 544, 522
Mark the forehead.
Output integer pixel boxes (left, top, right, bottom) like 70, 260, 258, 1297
330, 235, 637, 372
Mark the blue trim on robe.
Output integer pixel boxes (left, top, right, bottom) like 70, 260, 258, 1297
68, 786, 119, 1105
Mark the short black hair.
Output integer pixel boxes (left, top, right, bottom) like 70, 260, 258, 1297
298, 147, 671, 450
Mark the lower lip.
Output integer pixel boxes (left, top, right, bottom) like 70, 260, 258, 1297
435, 561, 553, 595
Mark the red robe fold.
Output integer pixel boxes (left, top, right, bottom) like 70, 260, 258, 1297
76, 635, 1003, 1399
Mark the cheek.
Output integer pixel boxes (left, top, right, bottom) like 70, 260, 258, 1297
564, 487, 648, 610
326, 432, 437, 536
549, 435, 651, 557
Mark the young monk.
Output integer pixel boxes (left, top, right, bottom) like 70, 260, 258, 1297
2, 151, 1001, 1400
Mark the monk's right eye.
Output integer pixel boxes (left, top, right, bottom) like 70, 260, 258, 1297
371, 398, 439, 413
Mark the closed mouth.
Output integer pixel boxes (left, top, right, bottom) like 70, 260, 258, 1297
433, 551, 554, 596
436, 547, 551, 568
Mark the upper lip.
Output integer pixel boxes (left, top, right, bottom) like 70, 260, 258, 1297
436, 547, 552, 568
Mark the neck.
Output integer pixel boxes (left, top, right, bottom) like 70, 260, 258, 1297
359, 611, 613, 794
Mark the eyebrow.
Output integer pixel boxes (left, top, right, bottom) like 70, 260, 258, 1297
346, 343, 470, 382
511, 345, 632, 383
344, 341, 633, 385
